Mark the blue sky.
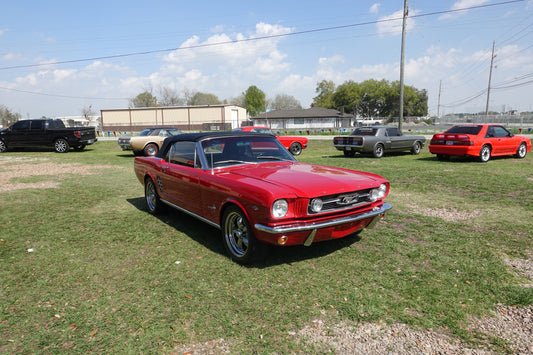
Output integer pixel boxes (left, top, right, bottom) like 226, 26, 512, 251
1, 0, 532, 119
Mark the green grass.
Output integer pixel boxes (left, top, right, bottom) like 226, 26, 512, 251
1, 140, 532, 353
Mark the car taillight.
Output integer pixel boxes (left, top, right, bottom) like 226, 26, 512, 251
74, 131, 81, 138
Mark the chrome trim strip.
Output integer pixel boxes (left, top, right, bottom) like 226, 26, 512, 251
161, 199, 221, 230
255, 203, 392, 234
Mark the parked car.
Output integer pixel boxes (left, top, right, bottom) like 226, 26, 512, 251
233, 126, 308, 156
118, 127, 182, 156
0, 119, 96, 153
134, 132, 391, 264
333, 126, 426, 158
429, 124, 531, 162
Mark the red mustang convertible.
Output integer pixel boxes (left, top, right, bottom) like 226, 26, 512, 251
134, 132, 391, 263
429, 124, 531, 162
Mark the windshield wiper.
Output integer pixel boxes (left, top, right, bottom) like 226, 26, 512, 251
256, 156, 288, 161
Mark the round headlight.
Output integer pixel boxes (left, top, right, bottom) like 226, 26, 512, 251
377, 183, 387, 199
369, 189, 379, 202
309, 198, 323, 213
272, 199, 289, 218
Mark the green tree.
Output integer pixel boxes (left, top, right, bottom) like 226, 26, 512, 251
268, 94, 302, 110
130, 91, 157, 108
0, 105, 21, 127
332, 80, 362, 113
243, 85, 266, 116
312, 80, 336, 108
189, 92, 221, 105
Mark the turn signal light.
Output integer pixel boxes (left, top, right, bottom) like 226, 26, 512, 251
278, 236, 288, 245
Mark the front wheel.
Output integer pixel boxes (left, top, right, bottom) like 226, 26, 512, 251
515, 143, 527, 159
373, 144, 384, 158
0, 139, 7, 153
479, 145, 491, 162
54, 138, 70, 153
289, 142, 302, 156
221, 206, 266, 264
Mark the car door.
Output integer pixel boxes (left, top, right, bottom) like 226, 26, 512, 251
28, 120, 48, 146
158, 141, 203, 215
8, 120, 31, 146
486, 125, 514, 155
386, 127, 406, 150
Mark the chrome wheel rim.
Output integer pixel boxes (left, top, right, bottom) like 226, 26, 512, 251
518, 144, 526, 157
145, 180, 157, 211
55, 140, 68, 152
145, 145, 157, 156
224, 211, 249, 257
481, 147, 490, 161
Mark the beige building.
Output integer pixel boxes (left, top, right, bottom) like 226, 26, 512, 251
101, 105, 247, 132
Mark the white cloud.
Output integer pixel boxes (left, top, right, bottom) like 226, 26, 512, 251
369, 3, 380, 14
376, 9, 417, 36
439, 0, 490, 20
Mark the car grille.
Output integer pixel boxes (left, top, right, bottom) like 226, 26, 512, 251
307, 189, 374, 215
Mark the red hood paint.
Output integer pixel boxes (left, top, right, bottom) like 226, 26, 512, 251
225, 162, 383, 198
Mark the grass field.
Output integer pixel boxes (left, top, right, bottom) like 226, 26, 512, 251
1, 139, 532, 353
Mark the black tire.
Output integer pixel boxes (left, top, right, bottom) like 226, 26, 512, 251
54, 138, 70, 153
343, 150, 355, 157
144, 143, 158, 156
411, 142, 421, 155
221, 205, 265, 264
289, 142, 302, 156
372, 144, 384, 158
0, 139, 7, 153
144, 177, 162, 215
479, 145, 491, 162
515, 143, 527, 159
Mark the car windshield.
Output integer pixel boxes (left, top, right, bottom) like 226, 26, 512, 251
163, 129, 182, 136
201, 136, 296, 168
138, 129, 153, 136
351, 127, 377, 136
445, 125, 482, 135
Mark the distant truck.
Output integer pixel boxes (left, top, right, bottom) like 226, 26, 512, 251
0, 119, 97, 153
333, 126, 426, 158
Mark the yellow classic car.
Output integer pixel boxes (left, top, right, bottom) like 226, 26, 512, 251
118, 127, 182, 156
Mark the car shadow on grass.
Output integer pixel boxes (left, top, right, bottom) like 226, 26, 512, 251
127, 197, 363, 267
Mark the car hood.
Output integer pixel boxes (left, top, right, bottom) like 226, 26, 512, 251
226, 162, 383, 198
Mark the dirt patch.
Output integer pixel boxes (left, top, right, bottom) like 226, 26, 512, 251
0, 157, 114, 192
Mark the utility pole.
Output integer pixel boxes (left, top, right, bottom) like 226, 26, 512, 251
485, 41, 495, 118
399, 0, 408, 130
437, 80, 442, 118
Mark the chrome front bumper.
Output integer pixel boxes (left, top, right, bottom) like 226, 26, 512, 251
254, 203, 392, 245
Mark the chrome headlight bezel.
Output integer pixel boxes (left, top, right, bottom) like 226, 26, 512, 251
369, 183, 388, 202
272, 199, 289, 218
309, 198, 323, 213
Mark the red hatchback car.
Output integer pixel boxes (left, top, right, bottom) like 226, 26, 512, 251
429, 124, 531, 162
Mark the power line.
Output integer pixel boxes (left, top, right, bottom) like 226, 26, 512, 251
0, 0, 524, 71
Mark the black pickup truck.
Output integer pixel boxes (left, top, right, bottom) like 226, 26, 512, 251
0, 119, 97, 153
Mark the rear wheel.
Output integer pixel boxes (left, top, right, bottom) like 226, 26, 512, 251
144, 143, 159, 156
145, 177, 162, 215
289, 142, 302, 156
479, 145, 491, 162
221, 206, 265, 264
515, 143, 527, 159
54, 138, 69, 153
411, 142, 421, 155
373, 144, 384, 158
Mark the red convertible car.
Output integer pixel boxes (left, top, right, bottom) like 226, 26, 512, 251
233, 126, 308, 156
429, 124, 531, 162
134, 132, 391, 264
